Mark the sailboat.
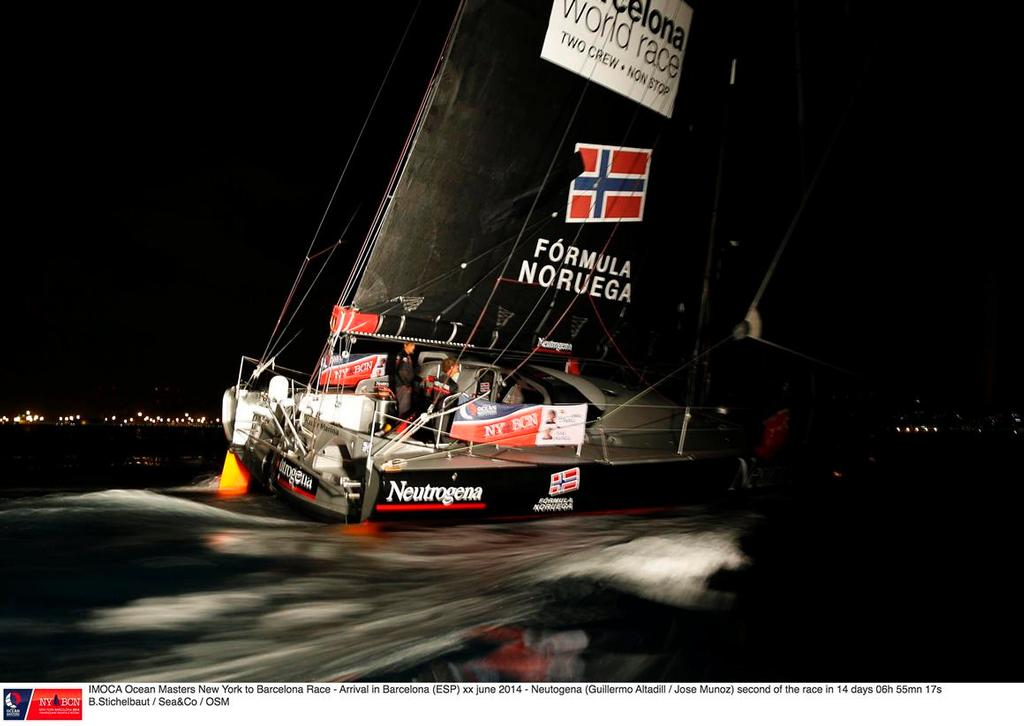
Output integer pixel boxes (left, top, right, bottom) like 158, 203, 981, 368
219, 0, 751, 522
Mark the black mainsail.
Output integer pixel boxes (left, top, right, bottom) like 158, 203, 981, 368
341, 0, 716, 369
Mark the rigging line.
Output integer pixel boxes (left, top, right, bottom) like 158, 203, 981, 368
480, 123, 653, 370
680, 59, 737, 409
495, 126, 663, 377
500, 214, 625, 376
307, 0, 421, 299
261, 0, 423, 366
481, 22, 672, 374
336, 71, 439, 307
338, 183, 389, 305
266, 208, 360, 361
750, 336, 859, 377
363, 0, 659, 353
454, 81, 589, 359
456, 0, 644, 359
747, 54, 869, 312
340, 126, 420, 306
388, 402, 731, 464
586, 293, 648, 385
602, 334, 734, 419
268, 328, 305, 366
307, 337, 334, 390
352, 4, 667, 367
268, 248, 336, 364
377, 10, 698, 464
339, 0, 467, 307
259, 258, 309, 368
307, 240, 343, 263
345, 2, 467, 305
490, 204, 618, 369
367, 209, 557, 316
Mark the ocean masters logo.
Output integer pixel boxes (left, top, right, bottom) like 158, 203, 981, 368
4, 690, 30, 721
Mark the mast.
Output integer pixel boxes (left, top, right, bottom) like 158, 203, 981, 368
687, 56, 735, 408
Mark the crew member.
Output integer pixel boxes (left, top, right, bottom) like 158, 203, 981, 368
431, 356, 461, 408
391, 342, 417, 418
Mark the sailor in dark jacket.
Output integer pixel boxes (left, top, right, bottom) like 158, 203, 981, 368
391, 342, 417, 418
430, 357, 461, 409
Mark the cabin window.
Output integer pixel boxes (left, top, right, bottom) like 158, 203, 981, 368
499, 373, 545, 405
474, 368, 498, 401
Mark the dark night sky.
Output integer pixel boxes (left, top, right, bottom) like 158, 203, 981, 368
5, 1, 1017, 417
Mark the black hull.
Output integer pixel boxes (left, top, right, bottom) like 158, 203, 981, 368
366, 456, 741, 523
236, 443, 743, 524
236, 444, 354, 523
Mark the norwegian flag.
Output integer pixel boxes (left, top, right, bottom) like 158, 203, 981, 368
549, 467, 580, 496
566, 143, 652, 223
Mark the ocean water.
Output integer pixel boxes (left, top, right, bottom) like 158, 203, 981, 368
1, 428, 1021, 682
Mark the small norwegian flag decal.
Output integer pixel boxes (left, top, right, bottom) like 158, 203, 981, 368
566, 143, 652, 223
549, 467, 580, 496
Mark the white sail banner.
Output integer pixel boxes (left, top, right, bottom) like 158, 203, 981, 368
540, 0, 693, 118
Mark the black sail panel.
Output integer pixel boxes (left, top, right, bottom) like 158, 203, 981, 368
351, 0, 709, 365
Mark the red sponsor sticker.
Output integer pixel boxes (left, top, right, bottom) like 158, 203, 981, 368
27, 689, 82, 720
450, 405, 543, 447
328, 306, 381, 335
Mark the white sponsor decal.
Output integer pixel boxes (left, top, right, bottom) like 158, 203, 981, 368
465, 402, 499, 419
537, 338, 574, 353
540, 0, 693, 119
386, 480, 484, 506
278, 460, 314, 494
322, 354, 387, 379
533, 497, 575, 512
537, 405, 588, 446
518, 237, 631, 303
